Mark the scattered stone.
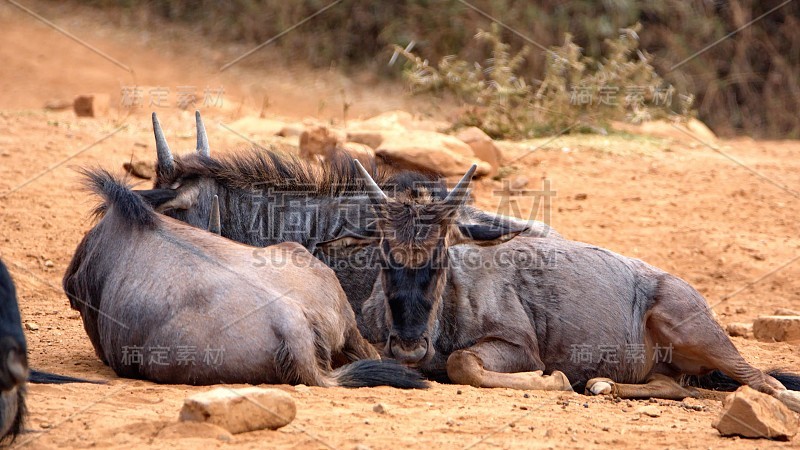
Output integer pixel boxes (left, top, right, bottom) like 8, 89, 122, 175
713, 386, 797, 440
354, 444, 372, 450
156, 421, 234, 441
636, 405, 661, 417
574, 193, 588, 201
734, 307, 747, 314
372, 403, 386, 414
346, 130, 388, 149
123, 160, 156, 180
44, 99, 73, 111
774, 308, 800, 316
276, 124, 304, 137
294, 384, 311, 394
376, 131, 491, 177
179, 387, 296, 434
25, 322, 39, 331
454, 127, 503, 175
726, 322, 753, 338
226, 116, 288, 137
39, 422, 52, 429
509, 176, 529, 190
752, 315, 800, 343
299, 125, 345, 161
457, 390, 462, 395
73, 94, 110, 118
43, 260, 54, 268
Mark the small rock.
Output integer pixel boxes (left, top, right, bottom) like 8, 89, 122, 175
637, 405, 661, 417
726, 322, 753, 338
376, 131, 491, 177
276, 124, 304, 137
294, 384, 311, 394
713, 386, 797, 440
25, 322, 39, 331
299, 125, 346, 161
509, 176, 529, 190
457, 389, 462, 395
44, 99, 73, 111
43, 260, 54, 268
73, 94, 110, 118
180, 387, 296, 434
123, 160, 156, 180
752, 316, 800, 342
454, 127, 503, 176
774, 308, 800, 316
574, 193, 588, 201
372, 403, 386, 414
39, 422, 52, 429
734, 307, 747, 314
354, 444, 372, 450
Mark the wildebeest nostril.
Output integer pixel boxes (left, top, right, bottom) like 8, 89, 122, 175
388, 335, 429, 364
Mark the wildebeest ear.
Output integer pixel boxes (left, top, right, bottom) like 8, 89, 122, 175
135, 189, 178, 209
316, 230, 376, 257
452, 222, 528, 246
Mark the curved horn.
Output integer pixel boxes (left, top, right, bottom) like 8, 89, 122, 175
195, 110, 210, 156
208, 195, 221, 235
152, 112, 174, 175
353, 160, 388, 203
443, 164, 477, 207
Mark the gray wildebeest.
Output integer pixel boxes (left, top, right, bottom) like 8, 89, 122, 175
0, 259, 27, 443
137, 112, 555, 321
62, 169, 426, 388
317, 161, 800, 412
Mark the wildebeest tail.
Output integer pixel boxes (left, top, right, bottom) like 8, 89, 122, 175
82, 169, 158, 229
683, 369, 800, 391
331, 359, 428, 389
28, 369, 105, 384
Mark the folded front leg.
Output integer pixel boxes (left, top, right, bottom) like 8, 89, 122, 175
446, 339, 573, 391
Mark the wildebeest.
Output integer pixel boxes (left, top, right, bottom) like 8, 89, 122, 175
0, 259, 27, 443
139, 112, 554, 318
319, 161, 800, 412
63, 169, 426, 388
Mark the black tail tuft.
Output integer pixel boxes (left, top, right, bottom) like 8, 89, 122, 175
684, 369, 800, 392
28, 369, 105, 384
333, 359, 428, 389
81, 169, 158, 229
770, 370, 800, 391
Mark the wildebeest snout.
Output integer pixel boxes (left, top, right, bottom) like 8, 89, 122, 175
387, 335, 430, 365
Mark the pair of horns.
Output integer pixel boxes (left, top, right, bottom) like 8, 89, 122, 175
352, 160, 477, 207
153, 110, 210, 175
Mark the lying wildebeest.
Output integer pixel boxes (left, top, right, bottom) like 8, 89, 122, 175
63, 169, 425, 388
317, 161, 800, 411
139, 112, 554, 318
139, 113, 800, 409
0, 259, 27, 443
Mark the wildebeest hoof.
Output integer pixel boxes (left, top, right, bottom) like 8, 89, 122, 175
549, 370, 573, 391
586, 378, 616, 396
777, 390, 800, 413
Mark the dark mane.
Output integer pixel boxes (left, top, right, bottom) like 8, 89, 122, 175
166, 147, 421, 196
81, 169, 159, 229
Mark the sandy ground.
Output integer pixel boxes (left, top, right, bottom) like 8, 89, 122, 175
0, 1, 799, 449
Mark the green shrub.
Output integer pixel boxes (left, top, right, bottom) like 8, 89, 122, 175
396, 24, 693, 139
